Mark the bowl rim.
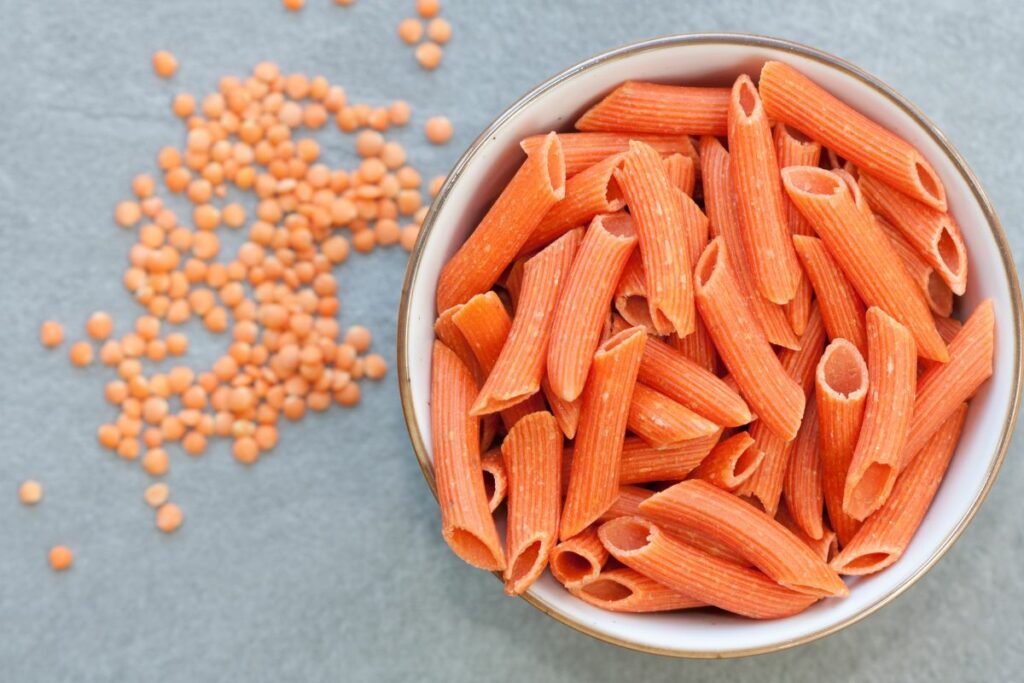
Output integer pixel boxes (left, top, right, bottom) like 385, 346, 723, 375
396, 31, 1024, 658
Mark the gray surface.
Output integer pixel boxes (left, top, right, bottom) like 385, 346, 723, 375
0, 0, 1021, 681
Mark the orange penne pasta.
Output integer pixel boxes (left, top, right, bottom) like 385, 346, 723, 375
470, 229, 581, 415
561, 327, 646, 540
859, 173, 967, 295
878, 215, 953, 317
663, 153, 696, 196
759, 61, 947, 212
434, 304, 483, 383
728, 75, 801, 304
628, 382, 719, 448
832, 403, 967, 575
480, 448, 507, 512
431, 341, 505, 571
615, 141, 694, 337
677, 187, 711, 273
694, 237, 805, 440
793, 235, 868, 354
613, 251, 657, 334
548, 214, 637, 402
452, 292, 546, 429
541, 376, 581, 439
687, 432, 762, 492
776, 123, 822, 336
521, 155, 626, 254
502, 411, 562, 595
520, 132, 697, 177
782, 398, 824, 540
437, 132, 566, 311
564, 435, 720, 488
641, 480, 848, 597
549, 526, 608, 589
815, 339, 868, 547
699, 136, 801, 349
776, 503, 837, 563
934, 315, 963, 345
599, 516, 819, 619
636, 333, 753, 427
737, 307, 825, 514
670, 318, 718, 373
843, 308, 917, 521
782, 166, 948, 362
572, 568, 705, 613
900, 300, 995, 464
598, 485, 652, 521
575, 81, 730, 137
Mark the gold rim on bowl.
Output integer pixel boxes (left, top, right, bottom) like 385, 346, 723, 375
395, 32, 1024, 658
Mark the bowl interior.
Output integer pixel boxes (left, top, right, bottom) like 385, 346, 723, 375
399, 35, 1020, 656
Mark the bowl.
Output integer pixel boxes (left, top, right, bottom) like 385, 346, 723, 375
396, 33, 1023, 657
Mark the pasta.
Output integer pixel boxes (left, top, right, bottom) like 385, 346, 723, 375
781, 166, 948, 362
814, 339, 869, 547
561, 327, 647, 539
687, 431, 762, 492
572, 568, 705, 612
437, 132, 566, 311
782, 399, 824, 540
728, 75, 801, 304
547, 214, 637, 402
627, 382, 719, 448
793, 235, 868, 354
549, 527, 608, 589
699, 136, 800, 350
843, 308, 917, 521
877, 214, 953, 317
613, 251, 656, 333
471, 229, 582, 415
502, 411, 562, 595
431, 342, 505, 571
694, 237, 805, 441
832, 404, 967, 575
759, 61, 947, 211
576, 81, 731, 136
480, 448, 507, 512
776, 503, 837, 563
521, 132, 697, 177
614, 140, 694, 337
640, 480, 848, 597
859, 173, 967, 295
670, 318, 718, 372
599, 516, 820, 619
663, 153, 696, 196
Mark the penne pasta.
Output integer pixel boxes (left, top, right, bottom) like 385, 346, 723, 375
669, 318, 718, 373
437, 132, 566, 311
520, 132, 698, 177
615, 141, 694, 337
521, 154, 626, 254
613, 251, 658, 334
687, 431, 762, 492
728, 75, 801, 304
843, 308, 917, 521
547, 214, 638, 402
781, 166, 948, 362
561, 327, 647, 540
736, 307, 825, 514
859, 173, 967, 295
878, 214, 953, 317
776, 503, 837, 563
699, 136, 801, 349
542, 376, 581, 439
502, 411, 563, 595
663, 153, 697, 196
572, 568, 705, 613
782, 398, 824, 540
900, 300, 995, 465
636, 332, 754, 427
549, 526, 608, 589
934, 315, 963, 345
598, 485, 653, 521
628, 382, 719, 448
452, 292, 546, 429
576, 81, 731, 137
640, 480, 848, 597
832, 403, 967, 575
434, 304, 483, 383
599, 516, 820, 619
471, 229, 582, 416
759, 61, 947, 212
694, 237, 805, 440
563, 435, 720, 490
793, 235, 868, 355
815, 338, 869, 547
431, 342, 505, 571
480, 448, 507, 512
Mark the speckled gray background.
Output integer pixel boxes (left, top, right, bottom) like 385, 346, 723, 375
0, 1, 1020, 681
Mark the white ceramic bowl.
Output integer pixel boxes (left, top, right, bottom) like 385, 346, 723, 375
397, 33, 1022, 657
